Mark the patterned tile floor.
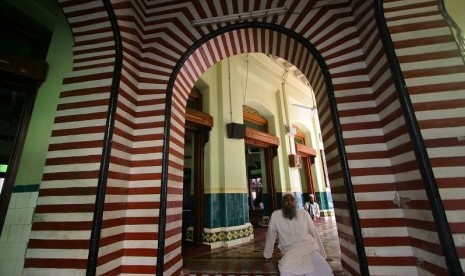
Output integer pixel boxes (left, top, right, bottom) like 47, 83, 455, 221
182, 216, 342, 275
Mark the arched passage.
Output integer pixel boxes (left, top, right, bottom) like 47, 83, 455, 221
19, 1, 463, 275
159, 22, 367, 275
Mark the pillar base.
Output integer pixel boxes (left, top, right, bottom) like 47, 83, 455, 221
185, 223, 254, 249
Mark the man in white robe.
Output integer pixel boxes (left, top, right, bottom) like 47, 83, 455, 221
263, 193, 333, 276
304, 194, 320, 221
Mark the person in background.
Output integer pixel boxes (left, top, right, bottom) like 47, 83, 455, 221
263, 193, 333, 276
305, 194, 320, 221
254, 194, 264, 209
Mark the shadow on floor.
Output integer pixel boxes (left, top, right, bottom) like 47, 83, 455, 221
183, 241, 211, 259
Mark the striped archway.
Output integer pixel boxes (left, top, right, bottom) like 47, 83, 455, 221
21, 0, 464, 275
161, 22, 367, 275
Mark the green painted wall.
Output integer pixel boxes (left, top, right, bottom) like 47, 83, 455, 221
445, 0, 465, 56
445, 0, 465, 31
15, 8, 73, 186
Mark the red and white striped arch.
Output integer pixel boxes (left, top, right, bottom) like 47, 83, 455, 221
23, 0, 464, 275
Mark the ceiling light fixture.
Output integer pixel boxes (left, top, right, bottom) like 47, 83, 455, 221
192, 7, 287, 27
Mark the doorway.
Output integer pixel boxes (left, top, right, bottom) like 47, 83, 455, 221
182, 88, 213, 256
160, 25, 356, 274
246, 146, 263, 227
0, 0, 50, 235
0, 64, 46, 234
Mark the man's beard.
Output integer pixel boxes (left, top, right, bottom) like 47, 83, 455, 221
282, 205, 297, 220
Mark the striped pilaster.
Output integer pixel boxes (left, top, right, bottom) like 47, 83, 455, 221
24, 0, 116, 275
384, 0, 465, 274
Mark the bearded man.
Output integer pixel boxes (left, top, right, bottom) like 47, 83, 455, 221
263, 193, 333, 276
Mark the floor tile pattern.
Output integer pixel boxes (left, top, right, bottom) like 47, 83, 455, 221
182, 216, 343, 275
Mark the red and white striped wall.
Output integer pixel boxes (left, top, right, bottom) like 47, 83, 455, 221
23, 0, 464, 275
24, 0, 116, 274
383, 0, 465, 275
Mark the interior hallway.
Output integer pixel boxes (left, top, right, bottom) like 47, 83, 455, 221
183, 216, 343, 275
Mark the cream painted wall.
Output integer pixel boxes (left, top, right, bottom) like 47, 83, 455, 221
233, 55, 286, 192
198, 60, 249, 194
195, 62, 223, 193
197, 53, 328, 196
284, 69, 328, 195
288, 93, 327, 194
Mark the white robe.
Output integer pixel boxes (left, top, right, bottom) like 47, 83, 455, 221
263, 209, 331, 275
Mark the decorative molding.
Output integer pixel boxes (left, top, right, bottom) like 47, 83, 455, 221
12, 184, 40, 193
185, 223, 254, 249
294, 126, 305, 138
244, 127, 279, 147
186, 108, 213, 127
295, 143, 316, 157
243, 105, 267, 126
320, 210, 334, 217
